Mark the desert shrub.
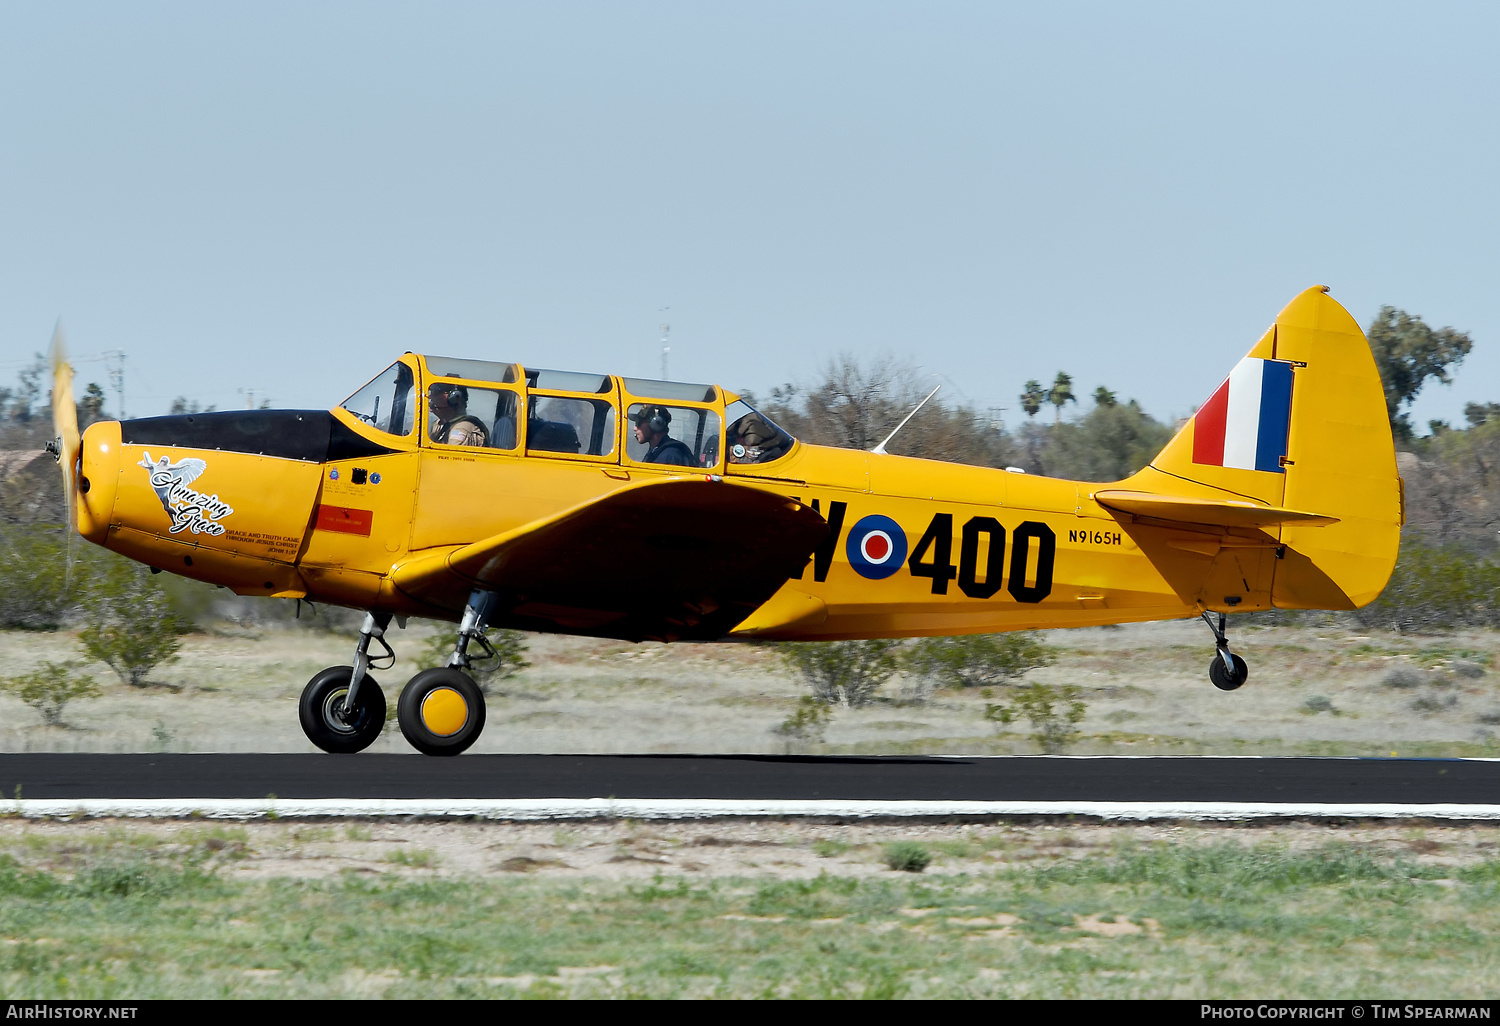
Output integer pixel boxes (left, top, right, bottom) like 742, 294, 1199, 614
903, 631, 1053, 690
985, 681, 1087, 753
0, 526, 75, 629
778, 639, 902, 708
882, 841, 931, 873
1381, 666, 1426, 690
774, 696, 832, 744
1452, 660, 1487, 679
1301, 695, 1334, 714
418, 626, 530, 694
78, 560, 187, 687
1355, 540, 1500, 632
0, 660, 100, 726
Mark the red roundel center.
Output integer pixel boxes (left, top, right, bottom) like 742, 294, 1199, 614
863, 532, 891, 562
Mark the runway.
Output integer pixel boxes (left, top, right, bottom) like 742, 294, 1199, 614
2, 753, 1498, 820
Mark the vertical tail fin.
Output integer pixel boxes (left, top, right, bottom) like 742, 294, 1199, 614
1123, 286, 1401, 610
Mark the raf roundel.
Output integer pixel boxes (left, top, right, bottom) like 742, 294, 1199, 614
845, 514, 908, 580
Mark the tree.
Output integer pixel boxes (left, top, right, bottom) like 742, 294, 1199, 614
754, 354, 1019, 469
903, 632, 1054, 690
79, 383, 107, 425
1, 661, 100, 727
1092, 386, 1117, 408
1366, 307, 1473, 442
778, 639, 901, 707
1019, 380, 1045, 419
1042, 399, 1174, 481
78, 560, 187, 686
1465, 402, 1500, 427
1047, 372, 1076, 424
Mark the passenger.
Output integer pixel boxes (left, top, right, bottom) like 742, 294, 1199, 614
633, 406, 694, 466
428, 383, 489, 446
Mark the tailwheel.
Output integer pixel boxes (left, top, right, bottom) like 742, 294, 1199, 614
299, 666, 387, 754
398, 668, 486, 757
1209, 652, 1249, 691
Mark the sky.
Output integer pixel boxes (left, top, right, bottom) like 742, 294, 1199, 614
1, 1, 1496, 432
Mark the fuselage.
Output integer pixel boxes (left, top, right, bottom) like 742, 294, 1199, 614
73, 352, 1196, 641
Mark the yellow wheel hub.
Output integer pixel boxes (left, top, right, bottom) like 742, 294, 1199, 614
420, 687, 469, 737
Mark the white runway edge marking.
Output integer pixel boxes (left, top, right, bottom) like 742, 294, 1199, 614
7, 799, 1500, 821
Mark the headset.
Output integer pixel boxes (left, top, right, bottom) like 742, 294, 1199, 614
432, 383, 468, 407
639, 405, 670, 435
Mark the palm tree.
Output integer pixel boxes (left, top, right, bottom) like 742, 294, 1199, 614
1047, 372, 1076, 424
1019, 380, 1045, 419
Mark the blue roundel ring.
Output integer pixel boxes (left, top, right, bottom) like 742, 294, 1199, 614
845, 514, 908, 580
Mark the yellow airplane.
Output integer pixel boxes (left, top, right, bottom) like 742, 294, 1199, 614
48, 285, 1400, 756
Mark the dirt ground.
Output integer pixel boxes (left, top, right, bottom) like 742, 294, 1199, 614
3, 817, 1496, 883
0, 619, 1496, 756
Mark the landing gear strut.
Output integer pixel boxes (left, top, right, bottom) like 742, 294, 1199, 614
396, 591, 493, 757
299, 612, 394, 753
1201, 611, 1249, 691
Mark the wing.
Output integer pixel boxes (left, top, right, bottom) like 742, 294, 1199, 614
171, 458, 209, 485
391, 478, 829, 642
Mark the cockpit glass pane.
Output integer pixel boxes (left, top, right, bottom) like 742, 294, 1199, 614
724, 399, 795, 465
527, 396, 617, 457
423, 356, 520, 385
340, 362, 415, 438
621, 378, 718, 403
625, 404, 722, 468
525, 368, 612, 394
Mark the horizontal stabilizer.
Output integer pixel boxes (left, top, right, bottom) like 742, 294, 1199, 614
1092, 489, 1337, 529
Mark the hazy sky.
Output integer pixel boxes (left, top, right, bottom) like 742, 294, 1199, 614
1, 1, 1495, 432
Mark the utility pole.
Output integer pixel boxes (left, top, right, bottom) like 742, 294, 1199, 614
658, 313, 671, 380
103, 350, 126, 420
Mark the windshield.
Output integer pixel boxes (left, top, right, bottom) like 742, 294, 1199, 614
340, 362, 416, 438
724, 399, 794, 465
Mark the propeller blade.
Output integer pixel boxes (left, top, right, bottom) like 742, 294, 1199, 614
48, 323, 80, 566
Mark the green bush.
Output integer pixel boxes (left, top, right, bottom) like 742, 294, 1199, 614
1356, 539, 1500, 632
882, 842, 931, 873
418, 626, 530, 694
778, 639, 902, 707
902, 631, 1053, 689
774, 696, 832, 744
78, 560, 187, 687
0, 526, 76, 629
985, 681, 1087, 753
0, 660, 100, 726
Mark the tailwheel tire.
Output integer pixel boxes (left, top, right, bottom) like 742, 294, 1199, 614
398, 668, 486, 757
299, 666, 387, 754
1209, 653, 1249, 691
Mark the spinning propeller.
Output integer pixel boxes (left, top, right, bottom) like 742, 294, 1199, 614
46, 323, 80, 580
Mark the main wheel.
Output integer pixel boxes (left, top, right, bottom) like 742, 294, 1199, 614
1208, 653, 1249, 691
397, 668, 486, 757
299, 666, 387, 754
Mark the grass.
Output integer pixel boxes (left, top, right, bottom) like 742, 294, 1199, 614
0, 835, 1495, 997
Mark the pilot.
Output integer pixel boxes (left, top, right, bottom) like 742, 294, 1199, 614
728, 412, 785, 463
632, 406, 695, 466
428, 383, 489, 447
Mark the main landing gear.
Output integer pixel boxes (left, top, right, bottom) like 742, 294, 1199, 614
1201, 611, 1249, 691
298, 591, 498, 756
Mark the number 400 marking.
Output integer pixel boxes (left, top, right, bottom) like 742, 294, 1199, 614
907, 514, 1056, 603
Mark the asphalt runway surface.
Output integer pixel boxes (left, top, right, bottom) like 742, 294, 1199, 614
0, 753, 1496, 805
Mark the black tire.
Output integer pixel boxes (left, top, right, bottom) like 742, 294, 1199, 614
299, 666, 387, 754
1209, 653, 1249, 691
397, 667, 486, 757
